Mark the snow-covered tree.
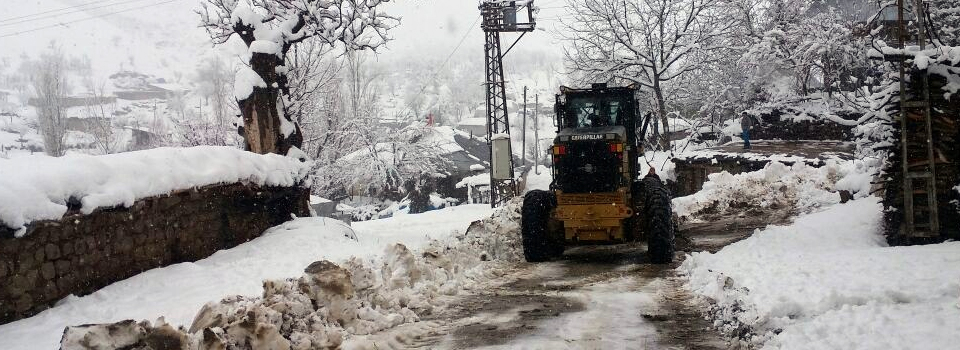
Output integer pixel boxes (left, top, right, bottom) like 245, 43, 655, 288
561, 0, 738, 149
314, 124, 452, 200
30, 47, 69, 157
199, 0, 396, 156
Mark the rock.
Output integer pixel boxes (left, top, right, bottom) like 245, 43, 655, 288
723, 275, 735, 289
45, 243, 61, 260
189, 302, 227, 334
199, 328, 227, 350
250, 323, 291, 350
5, 274, 29, 296
144, 322, 190, 350
62, 241, 75, 256
56, 259, 72, 277
839, 190, 853, 203
302, 260, 354, 299
41, 262, 56, 280
14, 294, 33, 312
60, 320, 146, 350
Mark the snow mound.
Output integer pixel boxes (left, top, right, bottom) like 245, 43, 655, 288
680, 198, 960, 349
523, 165, 552, 194
672, 160, 873, 222
0, 146, 310, 234
59, 199, 524, 350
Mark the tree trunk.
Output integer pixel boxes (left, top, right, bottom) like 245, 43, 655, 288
240, 52, 302, 155
653, 78, 670, 150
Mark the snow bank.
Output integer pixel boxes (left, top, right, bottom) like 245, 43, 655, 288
672, 160, 873, 222
680, 198, 960, 349
0, 146, 310, 234
53, 201, 519, 350
1, 204, 495, 350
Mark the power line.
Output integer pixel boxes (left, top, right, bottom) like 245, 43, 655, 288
0, 0, 118, 22
0, 0, 182, 39
0, 0, 158, 27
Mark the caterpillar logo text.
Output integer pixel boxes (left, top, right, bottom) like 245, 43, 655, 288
570, 134, 605, 141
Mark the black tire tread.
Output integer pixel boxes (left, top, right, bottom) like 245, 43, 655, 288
642, 175, 675, 264
521, 190, 559, 262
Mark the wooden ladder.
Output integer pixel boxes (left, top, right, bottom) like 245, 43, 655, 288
897, 0, 940, 240
898, 63, 940, 239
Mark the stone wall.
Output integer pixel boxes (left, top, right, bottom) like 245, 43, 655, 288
752, 112, 855, 141
0, 183, 309, 324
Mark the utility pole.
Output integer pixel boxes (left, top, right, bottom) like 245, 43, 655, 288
480, 0, 536, 207
533, 93, 540, 175
521, 86, 528, 171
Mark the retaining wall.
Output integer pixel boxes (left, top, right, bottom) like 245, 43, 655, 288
0, 183, 308, 324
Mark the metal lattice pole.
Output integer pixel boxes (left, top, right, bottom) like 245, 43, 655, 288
480, 1, 535, 207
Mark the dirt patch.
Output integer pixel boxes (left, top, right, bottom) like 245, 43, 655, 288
440, 293, 586, 348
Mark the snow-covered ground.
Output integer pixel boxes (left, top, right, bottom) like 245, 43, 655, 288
0, 204, 492, 350
680, 198, 960, 349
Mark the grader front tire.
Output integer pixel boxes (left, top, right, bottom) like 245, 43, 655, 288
642, 175, 675, 264
521, 190, 562, 262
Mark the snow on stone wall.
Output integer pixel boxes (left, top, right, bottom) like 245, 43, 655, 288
0, 146, 311, 235
0, 182, 309, 324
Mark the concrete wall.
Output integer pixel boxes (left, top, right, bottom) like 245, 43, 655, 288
0, 183, 308, 324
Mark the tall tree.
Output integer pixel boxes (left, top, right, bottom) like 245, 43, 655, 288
31, 47, 69, 157
199, 0, 396, 155
562, 0, 737, 149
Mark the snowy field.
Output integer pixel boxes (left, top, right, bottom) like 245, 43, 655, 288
0, 204, 492, 350
681, 197, 960, 349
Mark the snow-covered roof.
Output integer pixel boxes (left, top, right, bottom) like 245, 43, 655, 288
0, 147, 310, 234
456, 173, 490, 188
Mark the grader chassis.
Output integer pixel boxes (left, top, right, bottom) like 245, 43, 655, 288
521, 84, 675, 264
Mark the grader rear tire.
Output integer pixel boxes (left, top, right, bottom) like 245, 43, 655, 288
642, 175, 675, 264
521, 190, 560, 262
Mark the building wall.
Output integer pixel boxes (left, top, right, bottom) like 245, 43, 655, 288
0, 183, 308, 324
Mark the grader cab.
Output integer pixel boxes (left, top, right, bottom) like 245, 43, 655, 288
521, 83, 675, 263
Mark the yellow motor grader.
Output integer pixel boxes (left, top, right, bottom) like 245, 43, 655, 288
521, 83, 675, 263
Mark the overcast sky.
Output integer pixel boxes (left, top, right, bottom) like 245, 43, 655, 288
375, 0, 567, 64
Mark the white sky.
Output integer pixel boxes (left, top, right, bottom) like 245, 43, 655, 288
376, 0, 566, 63
0, 0, 568, 81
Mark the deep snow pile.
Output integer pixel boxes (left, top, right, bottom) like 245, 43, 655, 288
672, 160, 874, 223
680, 198, 960, 349
57, 201, 523, 350
0, 203, 494, 350
0, 146, 309, 235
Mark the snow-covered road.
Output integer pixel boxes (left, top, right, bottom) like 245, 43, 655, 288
413, 237, 747, 350
0, 205, 492, 350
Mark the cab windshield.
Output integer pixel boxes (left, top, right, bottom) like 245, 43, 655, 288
564, 97, 626, 128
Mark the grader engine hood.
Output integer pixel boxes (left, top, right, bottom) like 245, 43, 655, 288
551, 126, 628, 194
